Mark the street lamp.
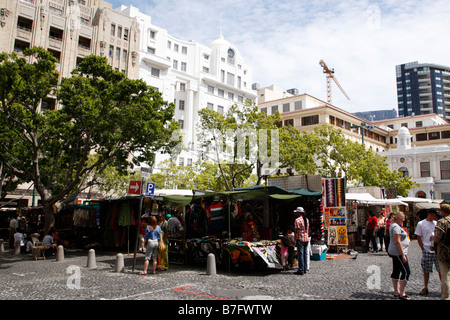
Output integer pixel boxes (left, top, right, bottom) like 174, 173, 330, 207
350, 122, 374, 145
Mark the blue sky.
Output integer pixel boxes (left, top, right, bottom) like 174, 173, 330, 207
107, 0, 450, 116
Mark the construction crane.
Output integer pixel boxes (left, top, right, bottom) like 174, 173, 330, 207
319, 60, 350, 104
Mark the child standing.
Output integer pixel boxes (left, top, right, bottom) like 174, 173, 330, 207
287, 226, 296, 269
280, 236, 290, 271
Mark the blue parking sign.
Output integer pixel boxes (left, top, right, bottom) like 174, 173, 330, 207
145, 182, 155, 197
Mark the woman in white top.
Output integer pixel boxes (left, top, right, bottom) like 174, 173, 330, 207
388, 211, 411, 300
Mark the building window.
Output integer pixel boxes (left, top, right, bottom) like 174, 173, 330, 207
187, 158, 193, 167
111, 24, 115, 36
301, 115, 319, 126
207, 102, 214, 110
151, 67, 160, 77
429, 132, 441, 140
115, 47, 120, 59
182, 46, 187, 54
416, 121, 423, 127
398, 167, 409, 177
124, 28, 129, 41
179, 100, 185, 110
441, 160, 450, 179
420, 162, 430, 178
228, 92, 234, 100
261, 108, 267, 114
218, 89, 224, 97
122, 50, 127, 62
329, 116, 335, 125
294, 101, 302, 110
283, 103, 290, 113
178, 157, 184, 166
218, 106, 224, 114
173, 60, 178, 69
271, 105, 278, 115
416, 133, 428, 141
117, 26, 122, 39
109, 45, 114, 57
442, 130, 450, 139
227, 72, 235, 86
181, 62, 187, 72
179, 83, 186, 91
174, 44, 179, 52
284, 119, 294, 127
178, 120, 184, 129
207, 85, 214, 94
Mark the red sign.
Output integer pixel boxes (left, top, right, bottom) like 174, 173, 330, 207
128, 180, 142, 195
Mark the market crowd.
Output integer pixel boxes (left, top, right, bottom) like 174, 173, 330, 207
363, 203, 450, 300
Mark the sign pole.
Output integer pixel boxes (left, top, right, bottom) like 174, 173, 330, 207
132, 177, 145, 272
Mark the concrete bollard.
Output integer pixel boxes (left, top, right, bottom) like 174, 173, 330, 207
0, 239, 4, 253
115, 253, 124, 273
14, 241, 21, 255
206, 253, 216, 276
56, 245, 64, 262
87, 249, 97, 268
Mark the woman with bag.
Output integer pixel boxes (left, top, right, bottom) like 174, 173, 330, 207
157, 212, 169, 271
140, 216, 161, 275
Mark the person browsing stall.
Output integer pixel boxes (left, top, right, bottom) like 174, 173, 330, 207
140, 216, 161, 275
294, 207, 309, 275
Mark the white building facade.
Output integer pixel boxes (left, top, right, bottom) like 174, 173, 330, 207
116, 5, 257, 170
381, 127, 450, 200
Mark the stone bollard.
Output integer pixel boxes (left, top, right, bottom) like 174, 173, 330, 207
115, 253, 124, 273
87, 249, 97, 268
56, 245, 64, 262
206, 253, 216, 276
14, 241, 21, 255
0, 239, 4, 253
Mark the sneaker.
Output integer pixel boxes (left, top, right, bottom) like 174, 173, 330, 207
419, 288, 428, 295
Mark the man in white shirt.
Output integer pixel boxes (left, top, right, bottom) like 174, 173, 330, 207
415, 208, 442, 295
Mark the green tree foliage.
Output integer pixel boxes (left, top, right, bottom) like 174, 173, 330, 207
197, 102, 280, 190
279, 124, 419, 196
0, 48, 178, 231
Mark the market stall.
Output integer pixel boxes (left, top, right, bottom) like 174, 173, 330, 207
163, 185, 323, 270
345, 193, 408, 250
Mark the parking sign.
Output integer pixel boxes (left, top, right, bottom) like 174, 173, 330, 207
145, 182, 155, 197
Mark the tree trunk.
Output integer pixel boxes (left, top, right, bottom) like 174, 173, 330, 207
42, 202, 55, 235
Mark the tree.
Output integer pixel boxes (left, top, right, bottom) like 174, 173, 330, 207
279, 124, 419, 196
0, 48, 179, 232
197, 102, 280, 190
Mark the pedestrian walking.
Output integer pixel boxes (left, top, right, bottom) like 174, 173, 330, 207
294, 207, 309, 275
433, 203, 450, 300
388, 211, 411, 300
415, 208, 441, 296
364, 210, 378, 253
140, 216, 161, 275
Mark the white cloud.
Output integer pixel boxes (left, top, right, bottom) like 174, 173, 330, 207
113, 0, 450, 114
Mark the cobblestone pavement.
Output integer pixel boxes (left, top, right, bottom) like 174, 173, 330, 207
0, 239, 443, 301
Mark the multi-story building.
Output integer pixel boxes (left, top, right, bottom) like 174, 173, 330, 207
258, 85, 450, 199
0, 0, 140, 96
396, 61, 450, 121
117, 5, 257, 170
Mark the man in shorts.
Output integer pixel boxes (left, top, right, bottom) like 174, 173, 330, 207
415, 208, 442, 295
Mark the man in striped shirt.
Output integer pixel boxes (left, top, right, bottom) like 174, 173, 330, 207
294, 207, 310, 275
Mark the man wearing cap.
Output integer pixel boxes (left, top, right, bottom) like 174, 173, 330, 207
294, 207, 309, 275
415, 208, 441, 295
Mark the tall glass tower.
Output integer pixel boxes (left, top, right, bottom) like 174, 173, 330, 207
396, 62, 450, 122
